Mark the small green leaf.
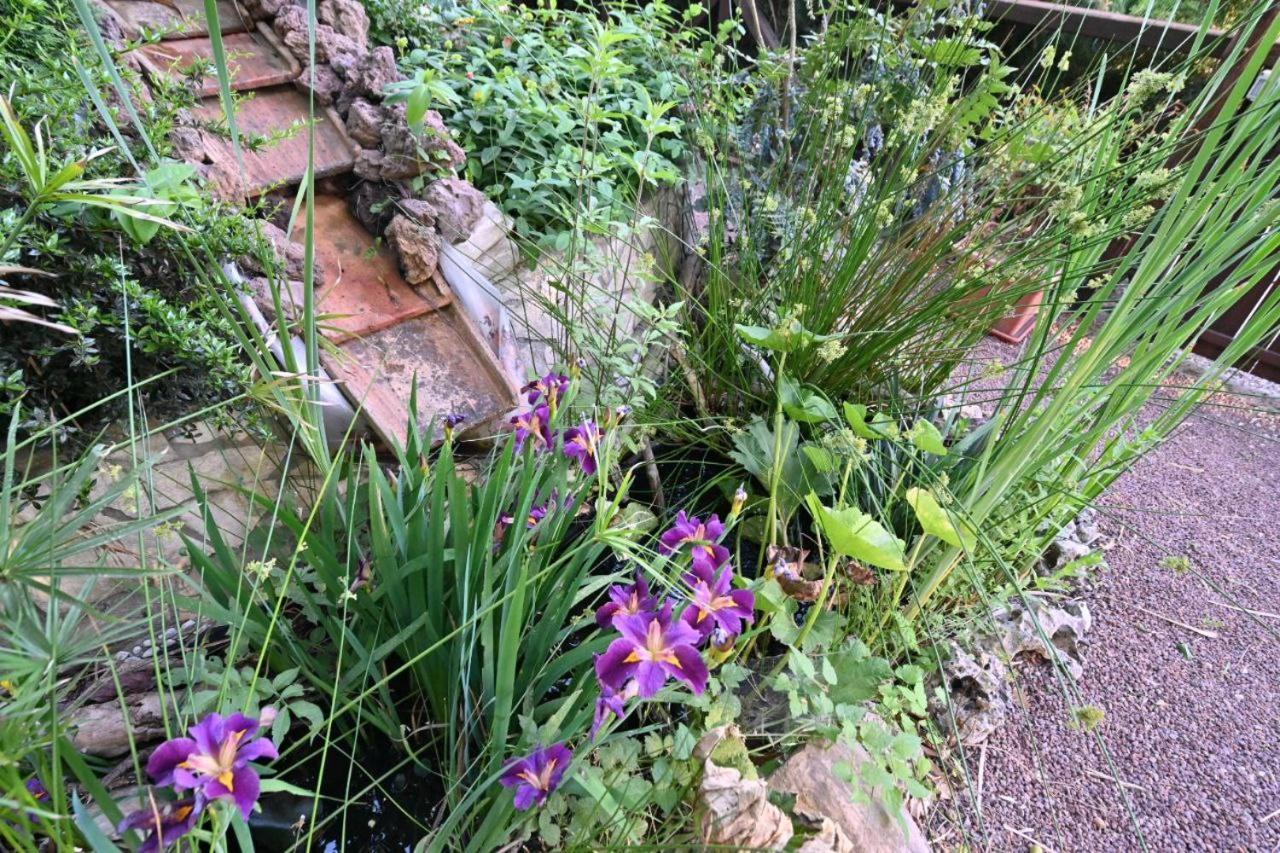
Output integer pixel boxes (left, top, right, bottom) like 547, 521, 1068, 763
734, 323, 790, 352
828, 644, 892, 705
673, 724, 697, 760
290, 699, 325, 731
905, 487, 976, 550
781, 376, 837, 423
802, 444, 840, 473
843, 403, 898, 439
908, 419, 947, 455
735, 319, 839, 353
808, 496, 906, 571
407, 85, 430, 129
271, 667, 300, 691
921, 37, 985, 66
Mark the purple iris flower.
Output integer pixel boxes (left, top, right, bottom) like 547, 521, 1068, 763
680, 566, 755, 643
709, 625, 736, 653
25, 778, 49, 803
659, 511, 731, 576
526, 490, 573, 529
591, 680, 639, 738
21, 777, 51, 823
595, 573, 658, 628
442, 412, 465, 438
595, 603, 709, 697
499, 743, 572, 810
511, 404, 553, 452
146, 710, 279, 819
117, 797, 202, 853
521, 372, 570, 409
563, 419, 603, 475
493, 512, 516, 550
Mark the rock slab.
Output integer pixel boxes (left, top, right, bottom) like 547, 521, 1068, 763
768, 741, 931, 853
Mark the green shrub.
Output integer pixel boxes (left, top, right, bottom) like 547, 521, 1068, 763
371, 0, 715, 249
0, 3, 261, 441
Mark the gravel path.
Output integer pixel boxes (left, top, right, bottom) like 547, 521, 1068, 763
937, 376, 1280, 852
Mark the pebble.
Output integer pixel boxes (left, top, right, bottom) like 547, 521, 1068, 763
115, 650, 130, 662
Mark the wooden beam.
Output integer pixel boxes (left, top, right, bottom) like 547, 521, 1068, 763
983, 0, 1280, 64
987, 0, 1222, 53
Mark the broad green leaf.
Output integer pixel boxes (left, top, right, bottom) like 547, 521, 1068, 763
808, 496, 906, 571
781, 376, 837, 423
734, 323, 790, 351
802, 444, 839, 473
908, 419, 947, 455
735, 319, 839, 353
407, 85, 430, 129
843, 403, 898, 439
828, 647, 892, 705
905, 487, 976, 550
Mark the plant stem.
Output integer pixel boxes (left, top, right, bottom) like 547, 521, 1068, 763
762, 351, 788, 569
793, 457, 857, 649
0, 203, 37, 258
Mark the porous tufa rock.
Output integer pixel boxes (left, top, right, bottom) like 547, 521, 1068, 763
986, 599, 1092, 680
243, 0, 297, 17
398, 198, 438, 228
1040, 536, 1093, 574
170, 126, 207, 164
198, 149, 248, 202
928, 596, 1093, 744
273, 6, 360, 68
423, 177, 487, 242
296, 63, 343, 106
768, 741, 931, 853
241, 220, 326, 285
385, 214, 441, 288
249, 277, 307, 322
339, 46, 401, 108
353, 104, 464, 181
345, 97, 383, 147
927, 645, 1011, 746
95, 2, 137, 45
349, 180, 408, 235
67, 693, 171, 757
317, 0, 369, 51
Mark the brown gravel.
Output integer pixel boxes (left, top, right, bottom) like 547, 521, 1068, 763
936, 366, 1280, 852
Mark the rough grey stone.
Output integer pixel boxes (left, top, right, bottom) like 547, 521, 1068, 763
928, 645, 1011, 745
423, 177, 486, 242
345, 97, 382, 148
385, 214, 441, 287
316, 0, 369, 51
987, 599, 1092, 680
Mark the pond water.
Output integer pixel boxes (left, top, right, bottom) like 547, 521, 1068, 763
246, 745, 442, 852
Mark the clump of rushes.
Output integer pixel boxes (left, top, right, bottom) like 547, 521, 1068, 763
118, 710, 278, 850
